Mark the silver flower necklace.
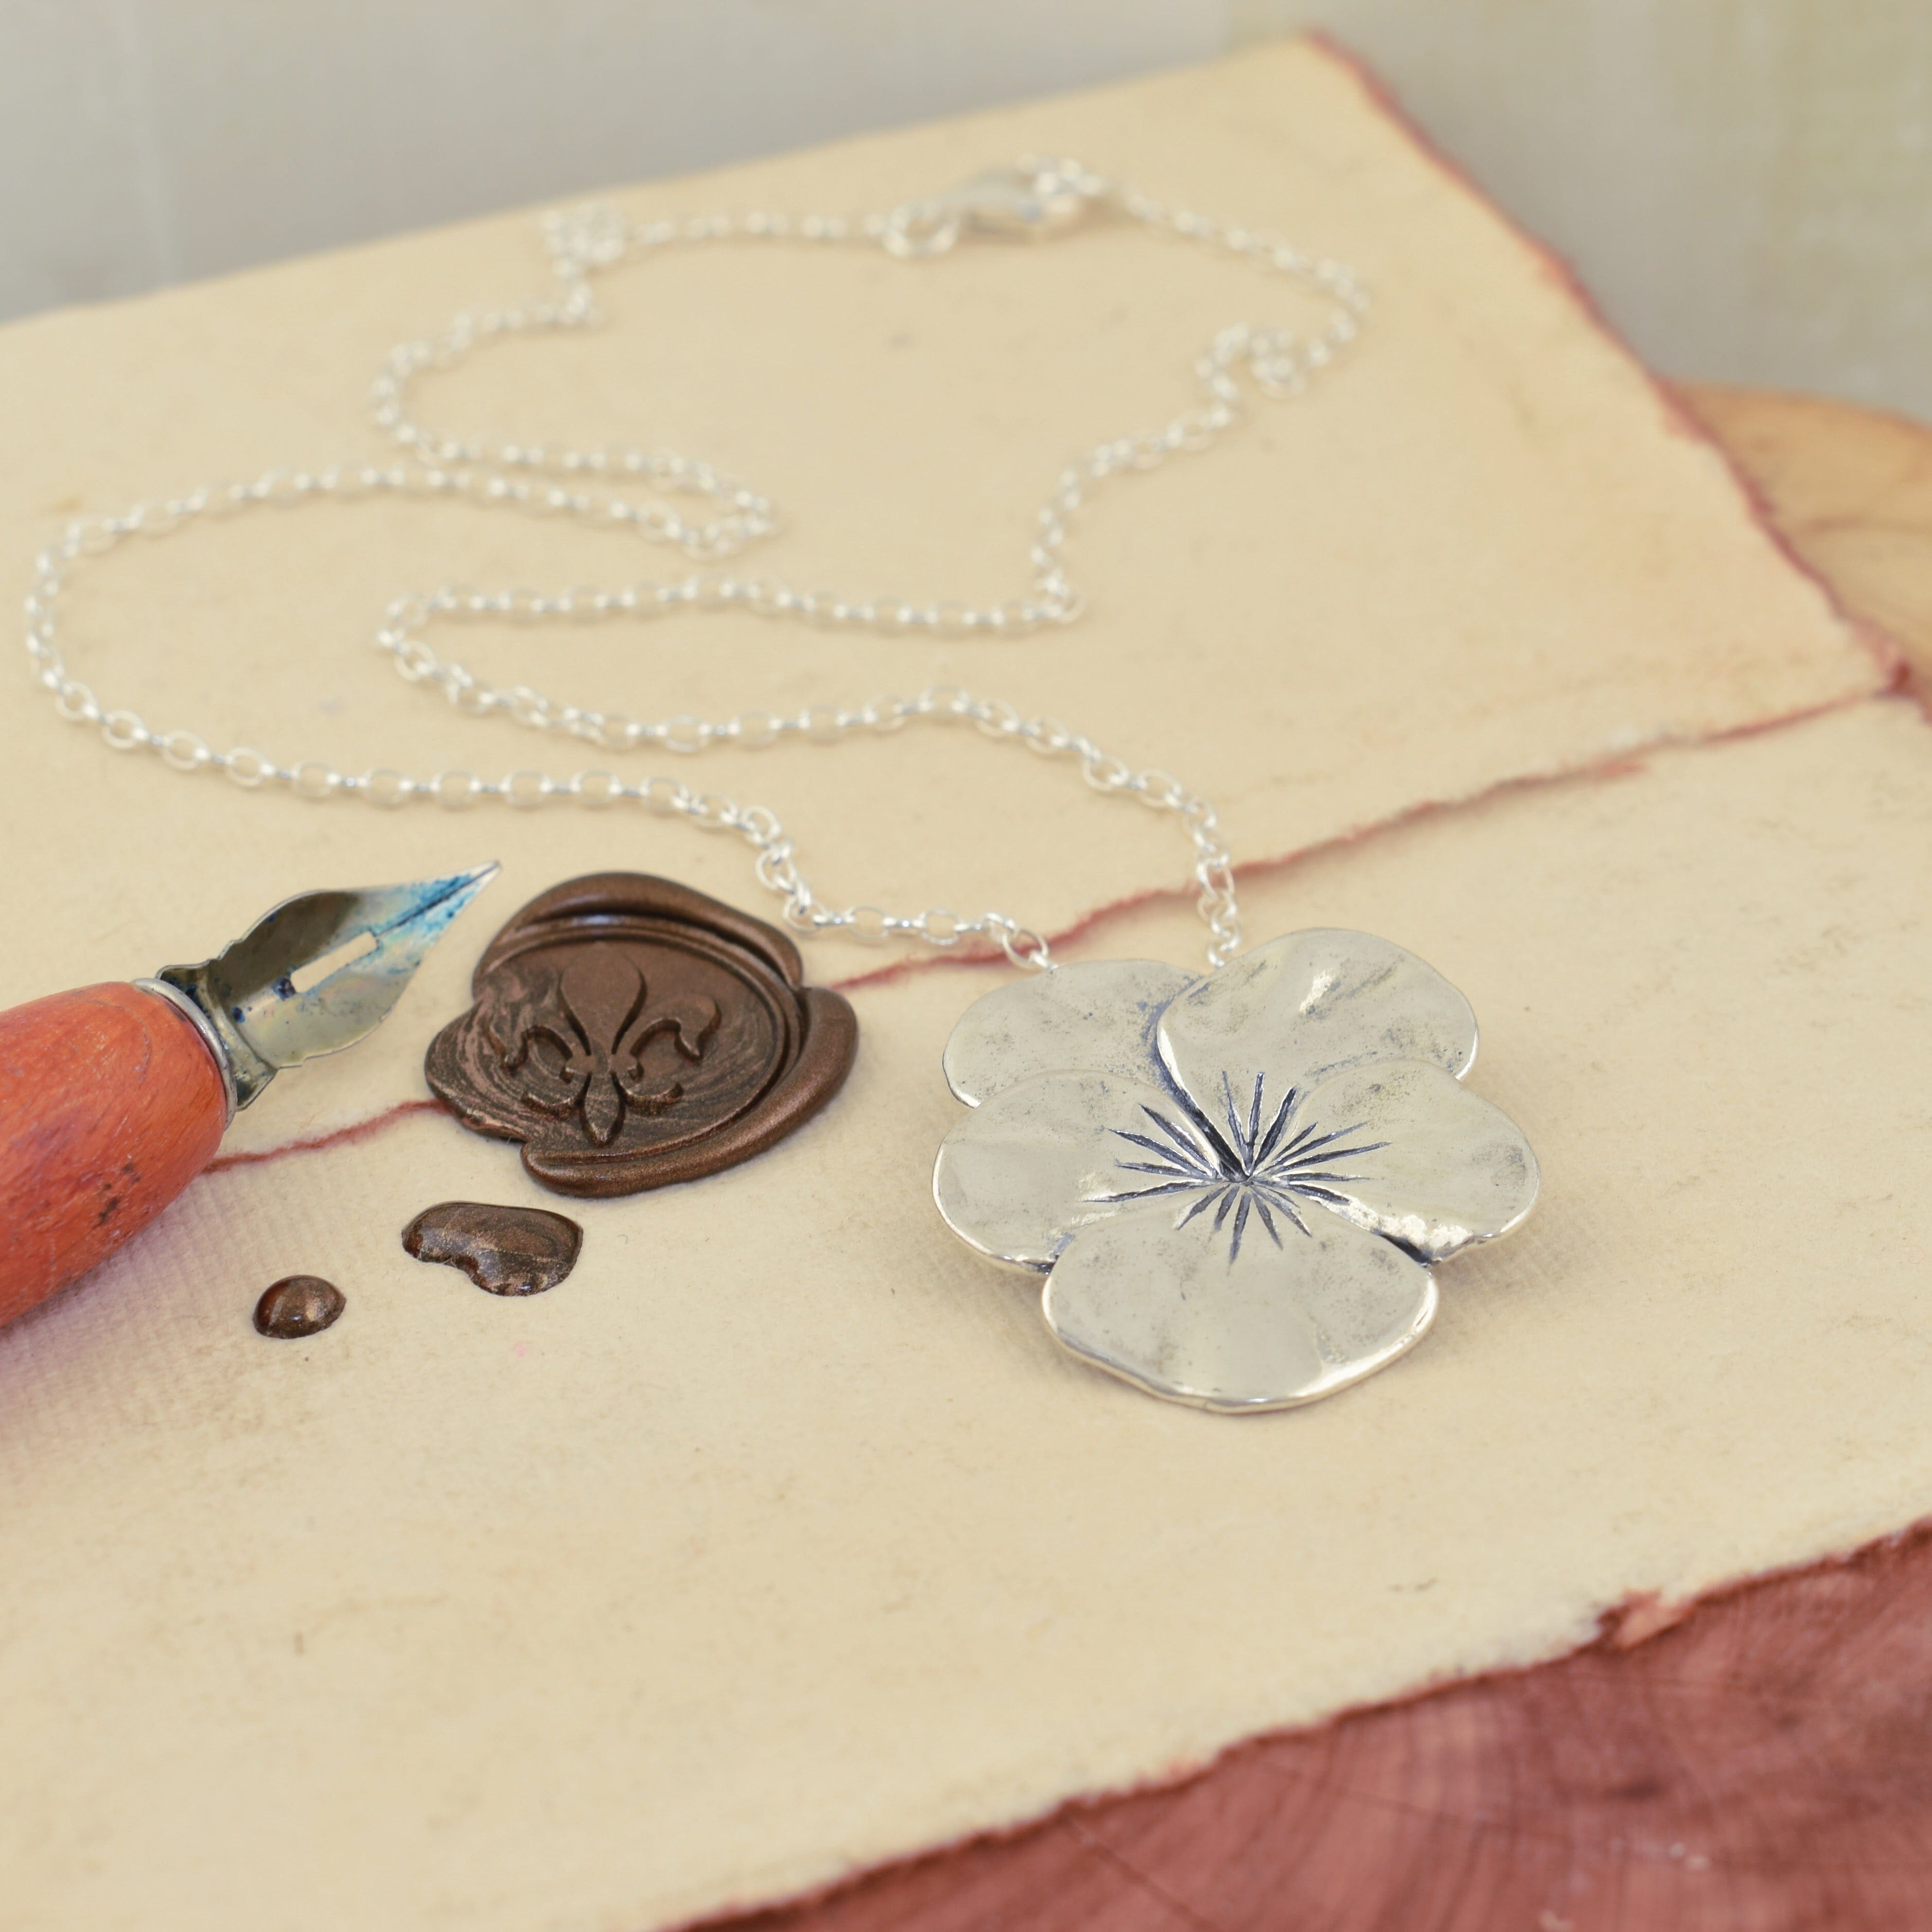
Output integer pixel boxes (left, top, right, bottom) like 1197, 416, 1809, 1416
22, 159, 1538, 1413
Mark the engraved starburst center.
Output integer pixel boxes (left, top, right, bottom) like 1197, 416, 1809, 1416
1102, 1071, 1387, 1262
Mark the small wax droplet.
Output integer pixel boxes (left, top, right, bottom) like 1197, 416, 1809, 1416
254, 1275, 346, 1338
402, 1202, 582, 1295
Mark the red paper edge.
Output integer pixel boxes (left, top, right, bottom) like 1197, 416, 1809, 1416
676, 1513, 1932, 1931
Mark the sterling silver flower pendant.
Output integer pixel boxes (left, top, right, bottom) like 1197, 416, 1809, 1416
933, 931, 1539, 1413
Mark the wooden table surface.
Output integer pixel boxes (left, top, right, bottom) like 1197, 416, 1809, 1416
700, 384, 1932, 1932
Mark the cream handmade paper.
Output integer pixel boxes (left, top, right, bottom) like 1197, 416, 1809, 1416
0, 46, 1879, 1055
0, 38, 1913, 1932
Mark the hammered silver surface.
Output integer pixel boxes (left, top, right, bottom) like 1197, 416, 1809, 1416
1157, 930, 1477, 1119
942, 959, 1195, 1106
934, 926, 1537, 1413
932, 1071, 1177, 1269
1284, 1059, 1540, 1261
1043, 1199, 1437, 1412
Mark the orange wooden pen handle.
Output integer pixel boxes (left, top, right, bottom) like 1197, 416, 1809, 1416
0, 983, 228, 1325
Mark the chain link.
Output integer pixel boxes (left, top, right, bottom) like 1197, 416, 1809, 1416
21, 158, 1364, 970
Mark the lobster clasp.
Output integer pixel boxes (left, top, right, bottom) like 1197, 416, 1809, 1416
882, 158, 1109, 259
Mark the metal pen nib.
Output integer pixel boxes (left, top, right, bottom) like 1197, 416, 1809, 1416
143, 863, 499, 1115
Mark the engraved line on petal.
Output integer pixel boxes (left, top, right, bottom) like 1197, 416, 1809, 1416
1255, 1088, 1300, 1162
1175, 1188, 1223, 1229
1272, 1114, 1332, 1161
1293, 1185, 1348, 1206
1268, 1126, 1387, 1172
1112, 1127, 1207, 1169
1095, 1180, 1217, 1205
1253, 1194, 1283, 1247
1229, 1191, 1253, 1263
1220, 1071, 1248, 1163
1171, 1086, 1243, 1175
1275, 1139, 1391, 1181
1141, 1105, 1211, 1162
1252, 1176, 1315, 1234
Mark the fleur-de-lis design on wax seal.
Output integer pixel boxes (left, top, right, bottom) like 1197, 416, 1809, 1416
425, 873, 858, 1198
507, 944, 719, 1147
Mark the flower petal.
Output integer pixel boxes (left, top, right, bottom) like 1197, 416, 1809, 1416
1156, 931, 1478, 1130
943, 960, 1196, 1106
1271, 1059, 1539, 1261
933, 1071, 1218, 1269
1043, 1195, 1436, 1412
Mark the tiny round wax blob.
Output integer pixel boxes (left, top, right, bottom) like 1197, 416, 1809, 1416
254, 1275, 346, 1338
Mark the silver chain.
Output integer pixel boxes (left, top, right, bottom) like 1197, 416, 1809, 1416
21, 159, 1366, 970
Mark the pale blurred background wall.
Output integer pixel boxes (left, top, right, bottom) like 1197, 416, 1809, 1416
4, 0, 1927, 416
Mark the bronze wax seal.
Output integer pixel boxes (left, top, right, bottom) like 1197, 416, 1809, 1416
425, 873, 857, 1198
